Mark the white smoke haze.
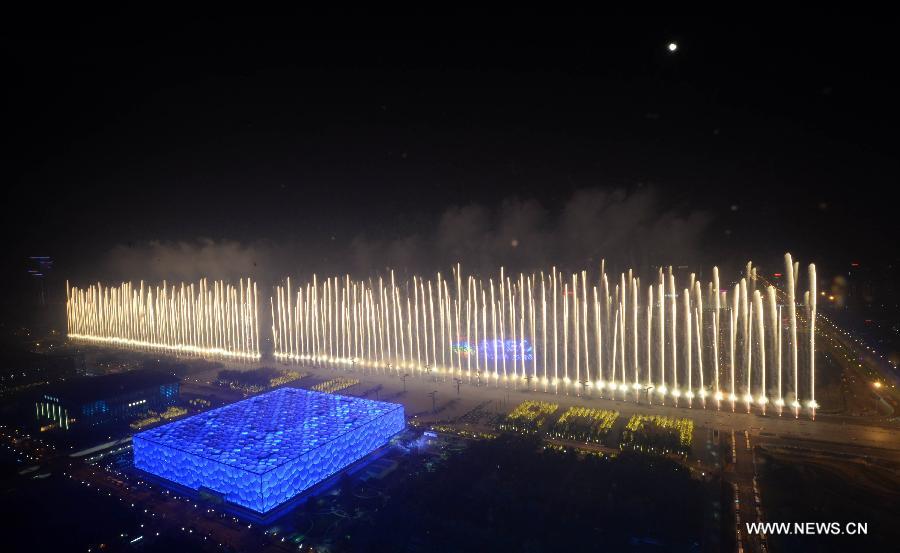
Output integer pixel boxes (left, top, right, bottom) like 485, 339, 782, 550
97, 186, 712, 285
101, 239, 273, 283
351, 186, 712, 276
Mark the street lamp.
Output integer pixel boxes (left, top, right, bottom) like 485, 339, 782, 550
642, 385, 654, 405
428, 390, 437, 413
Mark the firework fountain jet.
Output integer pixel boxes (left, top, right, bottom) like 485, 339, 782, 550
785, 254, 800, 417
808, 263, 818, 418
767, 285, 781, 414
753, 290, 767, 413
66, 278, 261, 360
730, 289, 738, 410
90, 251, 811, 418
713, 266, 721, 407
272, 254, 817, 414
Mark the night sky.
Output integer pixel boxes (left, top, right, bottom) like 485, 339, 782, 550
5, 17, 898, 315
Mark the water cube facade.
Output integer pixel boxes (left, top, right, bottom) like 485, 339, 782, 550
133, 387, 405, 513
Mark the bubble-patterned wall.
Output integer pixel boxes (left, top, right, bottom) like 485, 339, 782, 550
133, 387, 405, 513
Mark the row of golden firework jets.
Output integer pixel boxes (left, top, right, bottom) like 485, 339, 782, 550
66, 253, 820, 413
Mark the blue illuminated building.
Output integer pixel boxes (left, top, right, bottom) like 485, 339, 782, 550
35, 369, 179, 430
133, 387, 405, 514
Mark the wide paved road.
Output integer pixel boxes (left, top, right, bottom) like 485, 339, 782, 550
265, 361, 900, 456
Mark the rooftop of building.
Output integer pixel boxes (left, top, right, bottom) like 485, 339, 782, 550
134, 387, 403, 474
40, 369, 178, 404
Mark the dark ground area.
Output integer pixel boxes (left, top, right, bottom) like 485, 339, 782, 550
3, 468, 197, 552
758, 449, 900, 552
2, 431, 708, 552
335, 434, 704, 552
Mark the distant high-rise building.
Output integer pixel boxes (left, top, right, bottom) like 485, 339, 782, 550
26, 256, 53, 306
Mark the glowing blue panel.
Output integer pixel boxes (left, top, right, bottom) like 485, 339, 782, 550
451, 339, 534, 361
133, 387, 405, 513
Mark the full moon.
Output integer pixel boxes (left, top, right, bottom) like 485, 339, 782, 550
668, 42, 678, 52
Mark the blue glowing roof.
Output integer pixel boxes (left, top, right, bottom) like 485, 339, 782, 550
134, 387, 403, 474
